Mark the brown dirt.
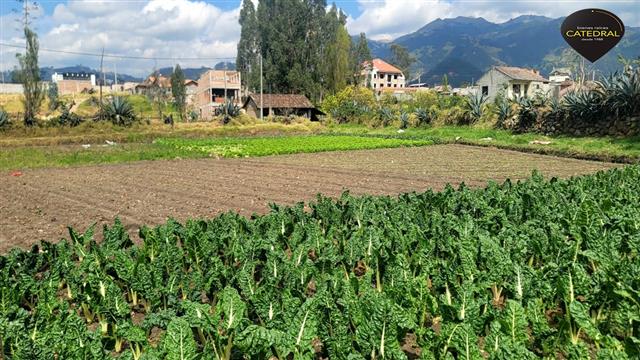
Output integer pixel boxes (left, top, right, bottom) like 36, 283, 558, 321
0, 145, 620, 252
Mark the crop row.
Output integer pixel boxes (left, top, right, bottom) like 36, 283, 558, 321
1, 167, 639, 359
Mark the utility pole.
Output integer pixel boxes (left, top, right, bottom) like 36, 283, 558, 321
260, 53, 263, 122
114, 62, 118, 87
224, 61, 228, 118
99, 47, 104, 122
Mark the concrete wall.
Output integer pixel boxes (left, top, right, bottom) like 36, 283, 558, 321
0, 84, 24, 94
476, 69, 549, 100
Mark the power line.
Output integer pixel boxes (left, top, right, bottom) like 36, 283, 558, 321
0, 42, 235, 61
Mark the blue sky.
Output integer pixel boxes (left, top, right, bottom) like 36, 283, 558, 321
1, 1, 638, 76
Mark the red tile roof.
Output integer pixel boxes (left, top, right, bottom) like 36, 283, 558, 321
365, 58, 403, 74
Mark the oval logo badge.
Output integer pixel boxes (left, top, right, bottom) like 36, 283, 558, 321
561, 9, 625, 63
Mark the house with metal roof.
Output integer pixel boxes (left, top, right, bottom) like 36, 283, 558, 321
475, 66, 549, 100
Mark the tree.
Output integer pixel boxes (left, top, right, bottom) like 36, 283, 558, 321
47, 82, 58, 110
441, 74, 449, 92
15, 27, 44, 126
325, 23, 350, 93
171, 64, 187, 121
237, 0, 259, 92
351, 32, 372, 86
146, 70, 168, 121
237, 0, 351, 102
390, 44, 415, 82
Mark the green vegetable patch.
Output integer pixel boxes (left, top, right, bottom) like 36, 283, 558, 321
2, 166, 640, 358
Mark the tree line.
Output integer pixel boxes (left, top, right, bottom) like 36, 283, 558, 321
236, 0, 375, 102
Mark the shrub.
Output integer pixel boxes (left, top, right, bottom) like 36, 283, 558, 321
321, 86, 376, 123
377, 107, 395, 127
55, 103, 84, 127
414, 107, 435, 126
0, 108, 10, 130
435, 106, 466, 125
399, 111, 410, 129
100, 96, 137, 126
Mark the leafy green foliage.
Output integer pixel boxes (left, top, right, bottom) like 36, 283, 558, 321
2, 167, 640, 358
47, 82, 59, 111
15, 27, 45, 127
0, 108, 10, 130
54, 103, 84, 127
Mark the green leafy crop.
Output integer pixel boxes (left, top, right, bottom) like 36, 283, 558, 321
1, 167, 640, 359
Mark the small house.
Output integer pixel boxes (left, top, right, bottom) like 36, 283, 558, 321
242, 94, 323, 121
476, 66, 549, 100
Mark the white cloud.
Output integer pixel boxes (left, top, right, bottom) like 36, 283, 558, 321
1, 0, 241, 77
347, 0, 640, 41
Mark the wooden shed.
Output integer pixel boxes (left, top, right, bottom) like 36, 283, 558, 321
242, 94, 324, 121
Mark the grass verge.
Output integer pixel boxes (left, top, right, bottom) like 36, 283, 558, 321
325, 124, 640, 163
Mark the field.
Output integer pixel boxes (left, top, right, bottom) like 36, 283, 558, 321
1, 145, 619, 252
2, 164, 638, 359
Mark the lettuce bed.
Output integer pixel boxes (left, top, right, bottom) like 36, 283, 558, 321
1, 167, 639, 359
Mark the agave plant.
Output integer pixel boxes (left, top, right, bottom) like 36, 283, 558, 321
216, 100, 241, 124
399, 111, 410, 129
464, 93, 487, 123
101, 97, 137, 126
0, 108, 10, 130
512, 95, 537, 131
414, 108, 434, 126
377, 107, 395, 127
562, 90, 604, 123
597, 70, 640, 118
494, 99, 513, 128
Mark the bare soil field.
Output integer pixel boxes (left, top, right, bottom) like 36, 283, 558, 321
1, 144, 620, 252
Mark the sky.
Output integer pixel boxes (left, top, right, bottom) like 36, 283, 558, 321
1, 0, 639, 77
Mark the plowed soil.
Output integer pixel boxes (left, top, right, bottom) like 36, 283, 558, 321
1, 145, 620, 251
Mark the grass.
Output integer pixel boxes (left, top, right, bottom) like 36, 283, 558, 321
326, 124, 640, 163
1, 135, 433, 171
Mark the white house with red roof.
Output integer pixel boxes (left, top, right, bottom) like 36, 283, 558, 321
362, 59, 406, 91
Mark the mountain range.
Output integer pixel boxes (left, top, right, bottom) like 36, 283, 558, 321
365, 15, 640, 86
3, 16, 638, 88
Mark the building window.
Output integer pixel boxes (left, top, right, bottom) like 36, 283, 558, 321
513, 84, 521, 96
373, 74, 376, 79
482, 86, 488, 96
373, 84, 376, 88
394, 74, 398, 79
387, 74, 392, 81
394, 84, 397, 88
535, 84, 540, 89
380, 84, 384, 87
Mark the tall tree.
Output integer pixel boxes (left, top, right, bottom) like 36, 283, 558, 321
171, 64, 187, 121
237, 0, 259, 92
15, 27, 44, 126
351, 32, 372, 86
240, 0, 350, 102
390, 44, 415, 82
325, 25, 350, 93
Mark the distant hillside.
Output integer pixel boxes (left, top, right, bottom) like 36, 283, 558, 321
157, 62, 236, 81
362, 15, 640, 86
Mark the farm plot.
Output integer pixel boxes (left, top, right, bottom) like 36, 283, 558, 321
0, 145, 619, 252
1, 164, 639, 359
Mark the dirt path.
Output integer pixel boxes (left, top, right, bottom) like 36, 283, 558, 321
1, 145, 620, 251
